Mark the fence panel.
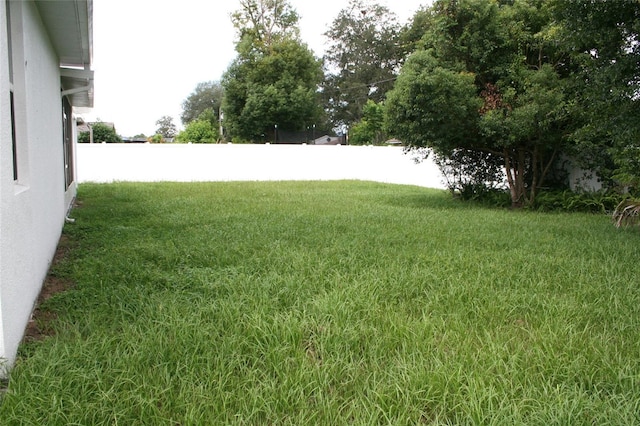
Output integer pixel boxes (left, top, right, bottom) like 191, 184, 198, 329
77, 143, 445, 189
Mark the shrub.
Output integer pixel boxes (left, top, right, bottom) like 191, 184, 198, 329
530, 190, 628, 213
175, 120, 218, 143
78, 122, 122, 143
433, 149, 506, 199
148, 134, 164, 143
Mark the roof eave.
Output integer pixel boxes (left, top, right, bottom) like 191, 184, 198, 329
35, 0, 94, 107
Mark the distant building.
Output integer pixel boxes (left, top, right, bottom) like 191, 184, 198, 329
1, 0, 94, 376
76, 119, 115, 134
314, 135, 342, 145
122, 137, 149, 144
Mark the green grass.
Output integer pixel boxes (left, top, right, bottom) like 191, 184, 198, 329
2, 181, 640, 425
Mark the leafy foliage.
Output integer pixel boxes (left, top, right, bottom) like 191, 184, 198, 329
398, 6, 431, 56
555, 0, 640, 192
231, 0, 300, 56
322, 0, 402, 128
348, 100, 386, 145
385, 49, 481, 151
154, 116, 177, 139
78, 122, 122, 143
222, 2, 323, 142
531, 190, 628, 214
386, 0, 570, 208
175, 120, 219, 143
196, 108, 219, 130
180, 81, 224, 126
148, 134, 164, 144
433, 149, 506, 199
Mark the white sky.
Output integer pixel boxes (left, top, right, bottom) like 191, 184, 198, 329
81, 0, 428, 137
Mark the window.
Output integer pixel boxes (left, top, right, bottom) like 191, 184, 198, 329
10, 91, 18, 181
5, 0, 12, 82
62, 98, 74, 189
6, 0, 19, 182
5, 0, 28, 187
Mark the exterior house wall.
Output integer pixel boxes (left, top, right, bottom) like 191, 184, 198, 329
1, 1, 77, 375
0, 0, 7, 371
568, 164, 603, 192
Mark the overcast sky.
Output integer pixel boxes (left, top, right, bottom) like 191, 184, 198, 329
81, 0, 428, 137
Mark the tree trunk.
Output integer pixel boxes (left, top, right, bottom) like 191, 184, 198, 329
530, 145, 539, 206
504, 149, 523, 208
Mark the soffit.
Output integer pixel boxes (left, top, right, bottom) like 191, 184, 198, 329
35, 0, 94, 107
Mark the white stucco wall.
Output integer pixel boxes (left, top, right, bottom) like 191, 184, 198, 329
0, 0, 8, 372
568, 164, 603, 192
0, 1, 76, 375
77, 143, 447, 189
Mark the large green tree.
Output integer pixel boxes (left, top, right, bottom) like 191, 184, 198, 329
222, 0, 323, 142
155, 115, 177, 139
555, 0, 640, 192
231, 0, 300, 56
399, 6, 432, 56
386, 0, 570, 207
181, 81, 224, 126
78, 121, 122, 143
322, 0, 402, 129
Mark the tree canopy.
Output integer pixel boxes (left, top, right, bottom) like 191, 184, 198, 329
172, 0, 638, 203
555, 0, 640, 191
231, 0, 300, 57
155, 115, 177, 139
386, 0, 571, 207
322, 0, 402, 129
222, 0, 323, 142
348, 100, 386, 145
78, 122, 122, 143
175, 120, 219, 143
181, 81, 224, 126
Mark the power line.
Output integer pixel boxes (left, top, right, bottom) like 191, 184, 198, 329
323, 76, 399, 94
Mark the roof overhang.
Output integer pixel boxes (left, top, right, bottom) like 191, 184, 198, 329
60, 67, 94, 108
35, 0, 94, 108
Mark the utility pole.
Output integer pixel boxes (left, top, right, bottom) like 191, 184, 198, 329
219, 108, 224, 142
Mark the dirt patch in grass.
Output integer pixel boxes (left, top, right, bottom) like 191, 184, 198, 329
23, 233, 75, 343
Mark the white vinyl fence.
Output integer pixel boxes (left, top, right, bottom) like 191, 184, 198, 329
77, 143, 447, 189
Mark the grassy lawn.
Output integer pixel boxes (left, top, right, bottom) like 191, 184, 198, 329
1, 181, 639, 424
